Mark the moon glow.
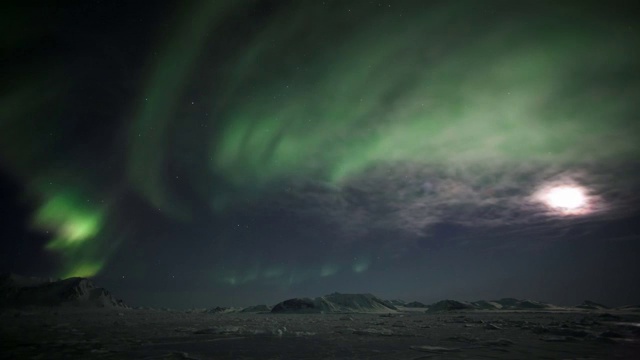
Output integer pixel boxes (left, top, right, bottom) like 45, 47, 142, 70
534, 184, 592, 215
545, 186, 587, 210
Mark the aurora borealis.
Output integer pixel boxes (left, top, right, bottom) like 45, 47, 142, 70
1, 1, 640, 308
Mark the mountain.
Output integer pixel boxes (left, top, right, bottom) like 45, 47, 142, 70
614, 305, 640, 312
471, 300, 502, 310
384, 299, 406, 307
425, 299, 476, 312
205, 306, 243, 314
0, 273, 54, 288
404, 301, 428, 308
240, 304, 271, 313
493, 298, 550, 310
423, 298, 552, 312
271, 293, 397, 314
320, 293, 398, 312
0, 273, 127, 308
271, 298, 319, 313
576, 300, 609, 310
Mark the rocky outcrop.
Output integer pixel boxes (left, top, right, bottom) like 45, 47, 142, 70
0, 273, 127, 308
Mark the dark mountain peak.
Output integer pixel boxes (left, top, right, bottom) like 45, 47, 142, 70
0, 273, 127, 308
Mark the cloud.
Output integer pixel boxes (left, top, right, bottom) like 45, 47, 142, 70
270, 161, 640, 244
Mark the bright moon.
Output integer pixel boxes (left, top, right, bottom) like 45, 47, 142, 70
545, 186, 586, 209
531, 182, 595, 216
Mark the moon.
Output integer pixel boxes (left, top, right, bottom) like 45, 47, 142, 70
545, 186, 586, 210
533, 183, 592, 215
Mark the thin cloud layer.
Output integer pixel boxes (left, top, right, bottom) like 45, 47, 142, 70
270, 162, 638, 242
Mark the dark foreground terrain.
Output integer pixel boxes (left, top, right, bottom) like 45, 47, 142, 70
1, 308, 639, 359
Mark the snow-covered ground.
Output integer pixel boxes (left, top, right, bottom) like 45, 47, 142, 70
1, 307, 639, 359
2, 275, 639, 358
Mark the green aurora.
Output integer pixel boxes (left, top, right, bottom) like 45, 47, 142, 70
132, 1, 638, 210
31, 191, 107, 278
1, 1, 638, 281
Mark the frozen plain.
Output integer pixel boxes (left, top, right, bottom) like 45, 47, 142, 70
2, 308, 639, 359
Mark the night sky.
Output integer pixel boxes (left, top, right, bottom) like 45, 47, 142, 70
1, 0, 640, 309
